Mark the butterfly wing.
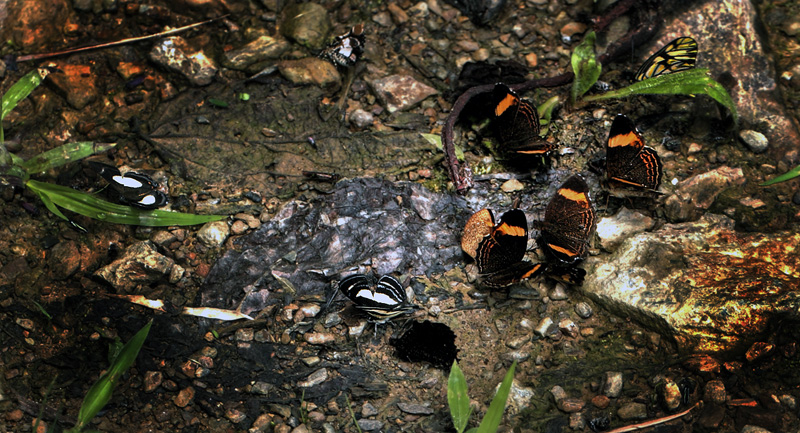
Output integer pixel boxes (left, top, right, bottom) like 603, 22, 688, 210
541, 176, 595, 264
474, 208, 529, 274
606, 114, 663, 191
635, 37, 698, 81
490, 84, 555, 155
481, 261, 544, 288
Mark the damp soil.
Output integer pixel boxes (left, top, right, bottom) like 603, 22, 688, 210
2, 1, 800, 433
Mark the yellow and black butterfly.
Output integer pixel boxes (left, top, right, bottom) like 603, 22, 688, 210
635, 37, 698, 81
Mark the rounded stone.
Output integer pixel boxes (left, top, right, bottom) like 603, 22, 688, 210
197, 220, 230, 247
739, 130, 768, 153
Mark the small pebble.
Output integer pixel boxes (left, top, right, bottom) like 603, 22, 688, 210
298, 368, 328, 387
534, 317, 555, 337
550, 385, 568, 403
397, 402, 434, 415
303, 332, 335, 345
558, 318, 578, 338
603, 371, 623, 398
197, 220, 230, 247
739, 130, 769, 153
591, 395, 610, 409
349, 108, 374, 129
362, 402, 378, 417
617, 402, 647, 420
704, 379, 727, 404
548, 284, 568, 300
574, 302, 593, 318
661, 379, 682, 411
357, 419, 384, 431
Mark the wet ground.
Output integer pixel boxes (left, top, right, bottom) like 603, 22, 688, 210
2, 0, 800, 432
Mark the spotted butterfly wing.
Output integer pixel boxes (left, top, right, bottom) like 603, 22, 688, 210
635, 37, 697, 81
319, 24, 366, 68
540, 176, 595, 265
490, 84, 557, 156
337, 274, 416, 320
605, 114, 663, 195
89, 161, 169, 209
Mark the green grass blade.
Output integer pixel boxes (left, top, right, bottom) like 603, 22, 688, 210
761, 164, 800, 186
448, 361, 472, 433
1, 68, 49, 120
26, 179, 226, 226
75, 320, 152, 430
476, 361, 517, 433
571, 31, 601, 104
21, 142, 117, 175
583, 68, 738, 122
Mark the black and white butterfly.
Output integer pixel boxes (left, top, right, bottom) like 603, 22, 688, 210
319, 24, 366, 68
337, 273, 418, 321
89, 161, 168, 210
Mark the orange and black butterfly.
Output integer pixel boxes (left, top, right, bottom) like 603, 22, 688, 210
490, 83, 557, 156
461, 207, 543, 288
635, 37, 698, 81
605, 114, 663, 197
539, 176, 595, 285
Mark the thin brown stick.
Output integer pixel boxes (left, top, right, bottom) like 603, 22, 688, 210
15, 16, 228, 63
605, 402, 702, 433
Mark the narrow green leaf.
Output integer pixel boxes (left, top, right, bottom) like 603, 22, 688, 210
570, 31, 601, 104
21, 142, 117, 175
476, 361, 517, 433
26, 179, 226, 226
761, 164, 800, 186
465, 429, 478, 433
208, 98, 229, 108
75, 321, 152, 430
1, 68, 48, 120
448, 361, 472, 433
583, 68, 738, 122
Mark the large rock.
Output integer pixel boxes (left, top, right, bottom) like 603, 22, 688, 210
201, 178, 468, 315
583, 214, 800, 355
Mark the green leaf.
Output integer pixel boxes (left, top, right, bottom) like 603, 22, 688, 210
208, 98, 229, 108
75, 320, 152, 430
584, 68, 738, 123
21, 142, 117, 175
448, 361, 472, 433
422, 132, 465, 161
26, 179, 226, 227
761, 164, 800, 186
1, 68, 49, 120
476, 361, 517, 433
537, 95, 560, 136
570, 31, 601, 104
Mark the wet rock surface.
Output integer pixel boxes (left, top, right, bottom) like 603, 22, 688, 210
584, 214, 800, 354
201, 178, 467, 314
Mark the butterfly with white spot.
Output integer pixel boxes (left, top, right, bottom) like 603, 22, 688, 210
337, 273, 418, 321
319, 24, 366, 68
89, 161, 169, 210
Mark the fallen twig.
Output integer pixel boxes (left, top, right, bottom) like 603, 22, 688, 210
15, 16, 227, 63
605, 402, 702, 433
